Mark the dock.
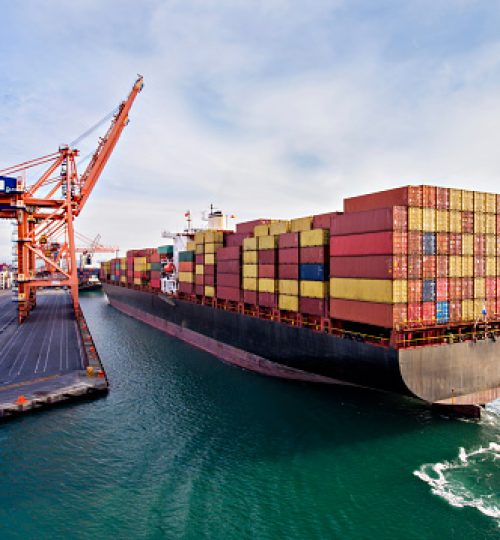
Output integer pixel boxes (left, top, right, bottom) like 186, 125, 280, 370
0, 290, 108, 421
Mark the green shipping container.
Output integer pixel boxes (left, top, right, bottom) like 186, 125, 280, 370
179, 250, 195, 262
158, 245, 174, 255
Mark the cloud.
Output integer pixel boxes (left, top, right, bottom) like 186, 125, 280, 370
2, 0, 500, 261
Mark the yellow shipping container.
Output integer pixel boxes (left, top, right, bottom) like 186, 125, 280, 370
300, 229, 329, 247
462, 234, 473, 256
462, 299, 474, 321
258, 278, 277, 293
485, 214, 496, 234
205, 254, 215, 265
408, 207, 423, 230
242, 265, 258, 278
486, 257, 496, 276
254, 224, 270, 237
243, 251, 258, 264
485, 192, 497, 214
290, 216, 313, 232
269, 221, 289, 235
486, 235, 496, 256
242, 277, 258, 291
449, 188, 462, 210
243, 237, 258, 251
194, 231, 205, 244
329, 278, 407, 303
474, 277, 485, 298
279, 295, 299, 312
474, 213, 486, 234
449, 256, 462, 278
186, 241, 196, 251
204, 242, 223, 254
474, 192, 486, 213
473, 299, 486, 319
258, 235, 279, 250
435, 210, 449, 232
120, 275, 126, 283
196, 244, 204, 255
205, 231, 224, 243
205, 286, 215, 297
462, 190, 474, 211
195, 264, 204, 276
448, 210, 462, 233
422, 208, 436, 232
301, 280, 328, 298
134, 257, 147, 265
133, 278, 141, 286
147, 263, 151, 271
179, 272, 194, 283
462, 256, 473, 277
279, 279, 299, 296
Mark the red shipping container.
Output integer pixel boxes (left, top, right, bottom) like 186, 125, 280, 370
422, 302, 436, 324
408, 231, 423, 254
408, 280, 422, 302
462, 212, 474, 233
258, 250, 276, 264
450, 300, 461, 322
329, 299, 407, 328
474, 235, 485, 255
497, 277, 500, 297
422, 256, 436, 278
301, 246, 327, 264
279, 264, 299, 279
449, 278, 462, 300
474, 256, 485, 277
217, 286, 242, 302
436, 278, 449, 301
204, 275, 215, 286
486, 277, 496, 298
485, 299, 496, 318
216, 273, 240, 288
236, 219, 271, 235
408, 256, 422, 279
178, 282, 194, 295
150, 253, 161, 263
408, 302, 423, 327
258, 264, 276, 278
151, 271, 161, 279
217, 260, 240, 273
258, 292, 277, 308
330, 231, 407, 256
150, 279, 161, 289
225, 233, 250, 247
463, 277, 473, 299
449, 233, 462, 255
195, 254, 204, 264
436, 187, 449, 209
179, 261, 194, 272
217, 246, 241, 260
497, 214, 500, 235
436, 256, 448, 278
279, 232, 299, 249
422, 185, 436, 208
279, 248, 299, 264
313, 212, 341, 229
436, 233, 449, 255
343, 186, 422, 213
195, 285, 204, 296
195, 275, 204, 286
243, 290, 258, 304
329, 255, 406, 279
300, 297, 327, 317
331, 206, 407, 235
204, 264, 215, 276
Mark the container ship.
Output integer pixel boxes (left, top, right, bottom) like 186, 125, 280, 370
101, 186, 500, 417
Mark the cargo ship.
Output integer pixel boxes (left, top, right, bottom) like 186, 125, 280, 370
101, 187, 500, 417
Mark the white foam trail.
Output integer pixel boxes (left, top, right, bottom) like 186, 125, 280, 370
414, 443, 500, 525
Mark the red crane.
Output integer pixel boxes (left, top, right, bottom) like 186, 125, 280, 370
0, 76, 143, 322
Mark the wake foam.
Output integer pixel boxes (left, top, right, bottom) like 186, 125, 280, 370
414, 442, 500, 524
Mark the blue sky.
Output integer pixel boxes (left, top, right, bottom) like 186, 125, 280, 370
2, 0, 500, 258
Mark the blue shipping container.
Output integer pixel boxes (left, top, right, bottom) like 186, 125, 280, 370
0, 176, 17, 193
422, 232, 436, 255
300, 264, 326, 281
436, 301, 449, 323
423, 279, 436, 302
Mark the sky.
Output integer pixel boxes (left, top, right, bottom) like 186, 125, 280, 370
1, 0, 500, 260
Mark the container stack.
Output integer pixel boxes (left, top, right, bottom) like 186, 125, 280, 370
203, 231, 223, 297
119, 257, 127, 284
242, 236, 258, 304
194, 232, 205, 296
257, 224, 281, 308
278, 232, 300, 312
178, 249, 195, 295
150, 251, 161, 290
216, 246, 242, 302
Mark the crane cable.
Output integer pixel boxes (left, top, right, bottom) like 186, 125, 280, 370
70, 106, 119, 148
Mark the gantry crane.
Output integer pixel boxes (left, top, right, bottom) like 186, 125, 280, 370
0, 76, 143, 322
76, 232, 119, 268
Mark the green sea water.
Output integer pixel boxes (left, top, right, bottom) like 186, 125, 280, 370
0, 291, 498, 539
